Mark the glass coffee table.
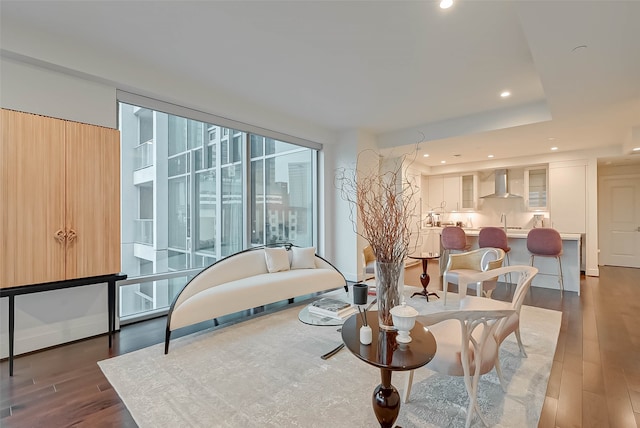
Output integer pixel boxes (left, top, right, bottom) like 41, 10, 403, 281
299, 288, 375, 326
299, 297, 350, 360
299, 290, 376, 359
298, 304, 345, 326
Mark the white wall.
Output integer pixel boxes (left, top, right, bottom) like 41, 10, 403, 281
325, 129, 380, 282
1, 17, 336, 146
622, 125, 640, 154
586, 159, 599, 276
1, 57, 117, 128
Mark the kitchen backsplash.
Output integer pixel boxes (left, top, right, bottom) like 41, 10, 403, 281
440, 199, 549, 229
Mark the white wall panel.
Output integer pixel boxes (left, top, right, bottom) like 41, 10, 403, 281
0, 57, 116, 128
549, 161, 587, 233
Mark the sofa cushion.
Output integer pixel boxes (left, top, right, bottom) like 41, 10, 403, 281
290, 246, 316, 269
265, 247, 290, 273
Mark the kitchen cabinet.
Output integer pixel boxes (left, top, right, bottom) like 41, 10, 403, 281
1, 109, 121, 288
461, 173, 477, 210
427, 176, 444, 211
549, 162, 586, 233
426, 174, 476, 212
443, 176, 461, 211
524, 167, 548, 211
421, 228, 442, 255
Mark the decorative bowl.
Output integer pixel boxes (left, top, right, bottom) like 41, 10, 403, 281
390, 302, 419, 343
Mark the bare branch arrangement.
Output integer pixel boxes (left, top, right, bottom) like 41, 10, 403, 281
336, 149, 420, 265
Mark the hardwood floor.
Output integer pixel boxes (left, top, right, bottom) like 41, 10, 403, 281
1, 264, 639, 427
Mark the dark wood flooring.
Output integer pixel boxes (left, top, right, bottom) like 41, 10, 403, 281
1, 264, 639, 427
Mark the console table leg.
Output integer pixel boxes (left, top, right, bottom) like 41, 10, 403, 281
372, 369, 400, 428
9, 295, 14, 376
108, 280, 115, 348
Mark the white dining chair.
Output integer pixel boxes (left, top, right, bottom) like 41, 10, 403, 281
458, 265, 538, 364
402, 308, 515, 428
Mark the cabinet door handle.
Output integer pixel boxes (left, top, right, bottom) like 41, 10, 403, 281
54, 229, 67, 244
67, 229, 77, 244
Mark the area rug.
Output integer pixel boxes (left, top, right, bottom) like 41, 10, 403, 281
98, 288, 561, 427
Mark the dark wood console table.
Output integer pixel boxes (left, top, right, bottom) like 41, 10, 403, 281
0, 273, 127, 376
342, 311, 437, 427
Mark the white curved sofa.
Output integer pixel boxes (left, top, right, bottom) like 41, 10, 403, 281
164, 245, 347, 353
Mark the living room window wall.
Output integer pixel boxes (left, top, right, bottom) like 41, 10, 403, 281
118, 101, 317, 322
250, 136, 315, 246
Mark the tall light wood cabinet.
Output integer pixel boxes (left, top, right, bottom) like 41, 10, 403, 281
1, 109, 121, 288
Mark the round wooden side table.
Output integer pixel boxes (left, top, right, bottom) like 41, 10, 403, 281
407, 252, 440, 301
341, 311, 436, 427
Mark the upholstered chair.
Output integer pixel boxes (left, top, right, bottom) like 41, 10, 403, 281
440, 226, 471, 269
363, 245, 376, 280
527, 228, 564, 291
442, 248, 505, 304
478, 227, 512, 284
402, 308, 515, 428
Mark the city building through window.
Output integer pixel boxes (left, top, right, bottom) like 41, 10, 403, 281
119, 102, 317, 320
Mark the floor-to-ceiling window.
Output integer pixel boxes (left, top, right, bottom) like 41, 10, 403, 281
250, 136, 314, 246
118, 101, 317, 321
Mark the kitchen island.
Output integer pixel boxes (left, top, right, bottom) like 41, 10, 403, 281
421, 227, 582, 294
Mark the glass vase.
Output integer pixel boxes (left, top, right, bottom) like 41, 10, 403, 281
375, 261, 403, 330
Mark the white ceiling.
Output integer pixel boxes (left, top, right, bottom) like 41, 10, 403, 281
2, 0, 639, 168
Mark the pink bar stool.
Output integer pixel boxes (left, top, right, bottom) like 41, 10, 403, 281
526, 228, 564, 292
441, 226, 470, 271
479, 227, 512, 285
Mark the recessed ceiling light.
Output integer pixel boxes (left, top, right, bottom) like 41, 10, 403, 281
423, 154, 430, 158
500, 91, 511, 98
488, 154, 494, 158
551, 147, 558, 151
633, 147, 640, 152
440, 0, 453, 9
440, 160, 446, 164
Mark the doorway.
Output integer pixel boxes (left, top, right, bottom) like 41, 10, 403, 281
598, 170, 640, 268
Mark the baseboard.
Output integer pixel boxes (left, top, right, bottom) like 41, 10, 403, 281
0, 314, 108, 359
586, 267, 600, 277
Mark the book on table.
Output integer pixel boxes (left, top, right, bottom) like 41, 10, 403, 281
308, 297, 357, 319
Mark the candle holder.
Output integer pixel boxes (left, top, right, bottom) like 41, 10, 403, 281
353, 283, 371, 344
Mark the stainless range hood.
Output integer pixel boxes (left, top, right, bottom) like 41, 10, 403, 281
480, 169, 522, 199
